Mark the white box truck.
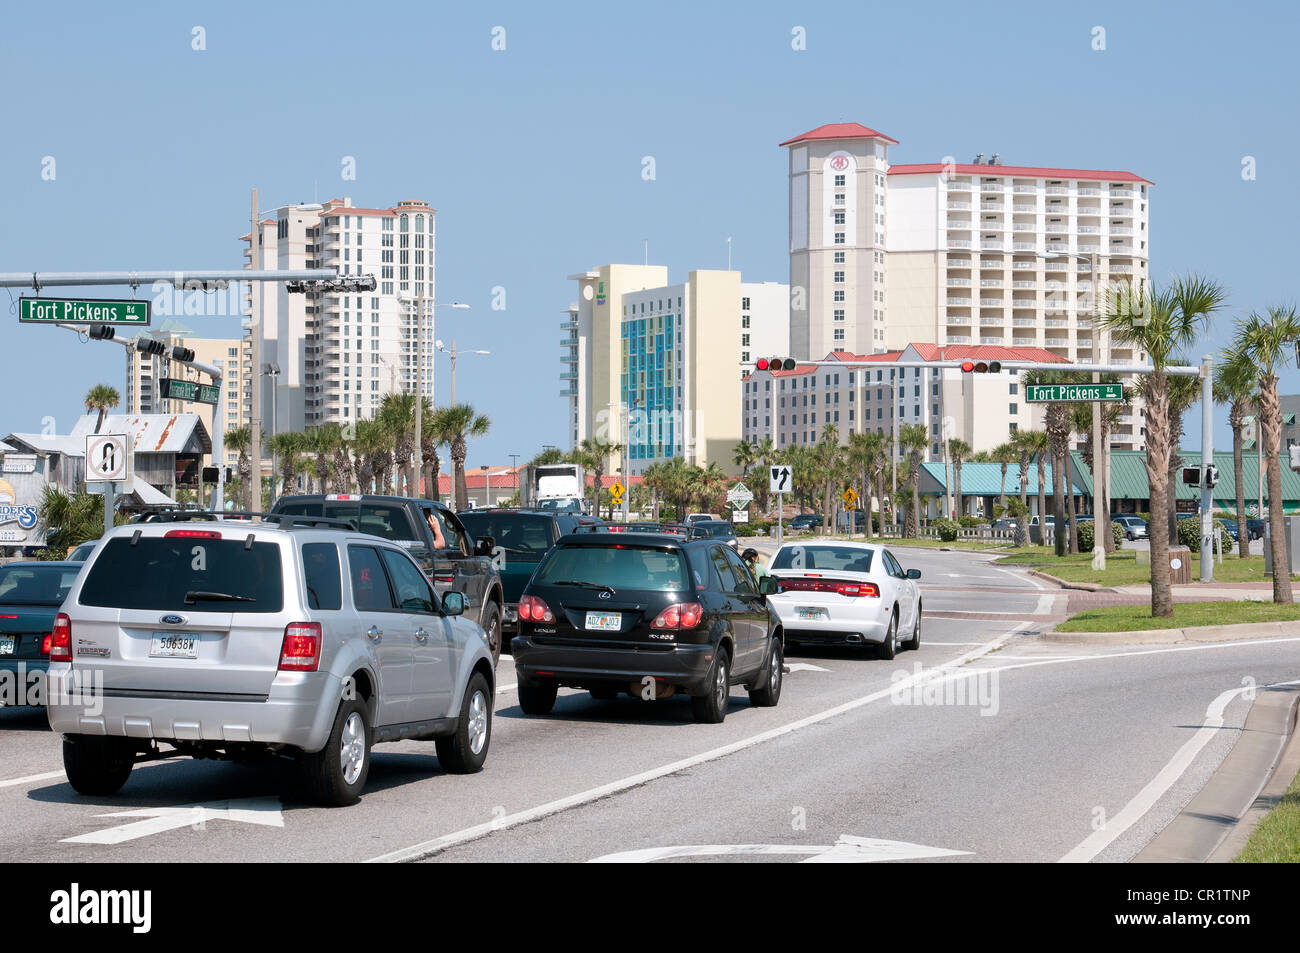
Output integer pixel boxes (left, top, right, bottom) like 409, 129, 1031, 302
521, 464, 587, 514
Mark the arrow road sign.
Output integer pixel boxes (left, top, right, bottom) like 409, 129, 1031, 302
161, 378, 220, 405
20, 296, 151, 326
61, 797, 285, 845
769, 465, 792, 494
85, 433, 131, 483
1025, 383, 1123, 403
589, 834, 972, 864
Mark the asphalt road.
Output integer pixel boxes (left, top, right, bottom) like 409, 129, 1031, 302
0, 546, 1293, 864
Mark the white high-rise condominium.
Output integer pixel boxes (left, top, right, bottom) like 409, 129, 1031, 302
242, 197, 435, 431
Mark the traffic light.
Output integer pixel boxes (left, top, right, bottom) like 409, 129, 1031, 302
756, 357, 797, 371
171, 346, 196, 363
134, 337, 167, 356
1181, 466, 1201, 487
1205, 464, 1219, 488
87, 325, 115, 340
960, 360, 1003, 373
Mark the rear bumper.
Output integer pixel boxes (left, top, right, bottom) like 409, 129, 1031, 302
769, 599, 891, 645
44, 665, 340, 753
511, 635, 716, 694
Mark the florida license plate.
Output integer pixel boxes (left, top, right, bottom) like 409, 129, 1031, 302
150, 632, 199, 659
0, 635, 13, 656
795, 607, 826, 621
584, 612, 621, 631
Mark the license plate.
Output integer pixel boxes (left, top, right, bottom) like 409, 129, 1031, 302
796, 607, 826, 621
150, 632, 200, 659
0, 635, 13, 656
584, 612, 621, 631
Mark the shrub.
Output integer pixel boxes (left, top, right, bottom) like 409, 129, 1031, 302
957, 515, 982, 528
1176, 516, 1227, 553
1077, 520, 1124, 553
932, 517, 960, 542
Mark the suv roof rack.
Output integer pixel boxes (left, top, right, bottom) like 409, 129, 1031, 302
128, 509, 359, 532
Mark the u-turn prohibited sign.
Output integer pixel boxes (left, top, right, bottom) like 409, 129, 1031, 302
85, 433, 132, 484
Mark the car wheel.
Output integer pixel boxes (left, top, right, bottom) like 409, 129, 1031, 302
589, 685, 620, 701
302, 696, 371, 807
690, 649, 731, 724
877, 610, 898, 661
747, 637, 783, 707
435, 672, 491, 774
518, 679, 558, 715
903, 606, 921, 651
63, 735, 134, 796
481, 603, 503, 666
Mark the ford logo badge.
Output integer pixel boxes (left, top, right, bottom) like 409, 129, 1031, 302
161, 614, 186, 625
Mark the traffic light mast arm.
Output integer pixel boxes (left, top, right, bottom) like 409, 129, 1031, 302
743, 358, 1202, 378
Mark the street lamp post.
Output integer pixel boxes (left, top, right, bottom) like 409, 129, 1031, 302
481, 464, 491, 508
436, 338, 488, 408
400, 298, 470, 496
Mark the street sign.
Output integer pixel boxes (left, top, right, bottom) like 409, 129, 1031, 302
609, 481, 625, 499
20, 297, 150, 326
726, 481, 754, 508
1025, 383, 1123, 403
161, 378, 220, 405
732, 509, 749, 523
85, 434, 132, 484
769, 466, 792, 494
841, 488, 858, 508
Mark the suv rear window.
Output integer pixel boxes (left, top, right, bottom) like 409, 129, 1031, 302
535, 544, 689, 592
80, 537, 284, 612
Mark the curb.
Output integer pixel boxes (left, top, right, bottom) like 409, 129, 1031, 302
1027, 569, 1114, 593
1043, 619, 1300, 645
1133, 685, 1300, 863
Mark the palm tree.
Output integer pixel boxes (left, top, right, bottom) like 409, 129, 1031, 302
1102, 274, 1227, 617
565, 436, 619, 517
351, 419, 385, 494
268, 431, 307, 497
436, 404, 491, 511
378, 392, 419, 496
1214, 346, 1259, 559
332, 423, 356, 496
1233, 305, 1300, 605
948, 438, 971, 519
1070, 393, 1126, 555
754, 438, 778, 514
1159, 372, 1203, 542
529, 447, 564, 466
419, 397, 448, 501
1016, 429, 1050, 545
849, 431, 884, 538
732, 441, 757, 481
817, 424, 842, 532
899, 423, 928, 537
305, 424, 343, 497
225, 426, 253, 511
991, 441, 1018, 510
84, 384, 121, 434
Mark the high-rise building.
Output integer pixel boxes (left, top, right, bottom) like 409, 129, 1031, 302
241, 197, 435, 433
565, 265, 787, 474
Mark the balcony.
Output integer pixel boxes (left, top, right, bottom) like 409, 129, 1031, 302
1109, 186, 1134, 195
947, 218, 973, 229
946, 278, 971, 287
947, 316, 971, 325
1109, 244, 1135, 254
1013, 241, 1036, 251
946, 257, 972, 267
1012, 223, 1035, 232
979, 259, 1004, 270
979, 298, 1005, 307
1012, 261, 1035, 271
980, 240, 1004, 250
947, 296, 972, 305
1077, 318, 1094, 328
1013, 317, 1037, 326
1109, 206, 1135, 217
947, 239, 972, 248
1013, 204, 1036, 213
1013, 336, 1037, 346
561, 337, 577, 346
1110, 225, 1134, 235
1079, 187, 1101, 196
1044, 259, 1068, 271
1111, 264, 1135, 274
1012, 298, 1037, 308
1079, 243, 1102, 253
1045, 186, 1069, 195
1045, 224, 1067, 233
979, 278, 1004, 287
1012, 280, 1036, 289
1077, 337, 1094, 347
1045, 318, 1068, 328
1077, 225, 1099, 233
979, 335, 1004, 344
980, 182, 1005, 193
947, 179, 973, 190
1013, 185, 1036, 194
1076, 280, 1093, 291
946, 334, 972, 344
560, 370, 577, 380
947, 201, 971, 210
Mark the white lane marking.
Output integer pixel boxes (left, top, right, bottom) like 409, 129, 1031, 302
0, 770, 64, 789
785, 662, 831, 673
366, 625, 1027, 863
590, 834, 972, 864
994, 566, 1046, 590
1036, 594, 1056, 615
923, 641, 993, 646
497, 682, 517, 695
62, 796, 285, 846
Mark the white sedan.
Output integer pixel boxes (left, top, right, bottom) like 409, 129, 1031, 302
766, 541, 922, 659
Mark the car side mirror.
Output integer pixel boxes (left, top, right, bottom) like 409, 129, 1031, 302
475, 536, 495, 557
759, 576, 778, 595
906, 569, 921, 580
442, 591, 465, 616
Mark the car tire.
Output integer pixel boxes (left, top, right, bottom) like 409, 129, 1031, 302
877, 610, 898, 661
589, 686, 620, 701
690, 649, 731, 724
301, 696, 371, 807
903, 606, 921, 651
747, 637, 783, 707
481, 603, 503, 666
63, 735, 134, 796
435, 672, 491, 774
518, 679, 558, 715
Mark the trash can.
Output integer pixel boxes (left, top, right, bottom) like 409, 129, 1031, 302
1263, 517, 1297, 576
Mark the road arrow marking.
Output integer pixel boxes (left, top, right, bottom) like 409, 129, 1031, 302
61, 797, 284, 846
589, 834, 972, 863
784, 662, 831, 674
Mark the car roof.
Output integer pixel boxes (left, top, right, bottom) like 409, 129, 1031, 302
278, 493, 451, 511
0, 560, 82, 570
557, 531, 695, 548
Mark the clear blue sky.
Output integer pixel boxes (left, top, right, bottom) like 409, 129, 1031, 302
1, 0, 1296, 461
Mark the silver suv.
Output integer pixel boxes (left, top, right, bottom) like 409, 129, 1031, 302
45, 515, 496, 806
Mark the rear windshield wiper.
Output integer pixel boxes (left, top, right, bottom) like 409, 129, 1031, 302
552, 581, 616, 595
184, 590, 255, 604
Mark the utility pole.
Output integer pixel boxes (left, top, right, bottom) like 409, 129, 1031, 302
1200, 354, 1215, 583
414, 295, 423, 494
248, 188, 263, 512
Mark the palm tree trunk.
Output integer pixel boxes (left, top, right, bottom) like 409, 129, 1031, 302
1065, 448, 1078, 554
1260, 381, 1293, 604
1146, 373, 1174, 617
998, 463, 1007, 509
955, 463, 963, 519
1231, 414, 1248, 559
1036, 466, 1047, 548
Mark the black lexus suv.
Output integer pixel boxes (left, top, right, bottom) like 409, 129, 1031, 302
510, 531, 783, 723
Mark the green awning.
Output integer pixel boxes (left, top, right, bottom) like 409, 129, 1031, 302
1285, 414, 1296, 425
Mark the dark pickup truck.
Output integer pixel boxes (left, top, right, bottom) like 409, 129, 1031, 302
271, 494, 507, 663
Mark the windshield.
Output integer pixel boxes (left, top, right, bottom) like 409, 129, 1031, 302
537, 498, 582, 513
698, 522, 735, 538
771, 545, 874, 573
80, 537, 284, 612
458, 513, 554, 554
534, 544, 689, 592
0, 565, 79, 606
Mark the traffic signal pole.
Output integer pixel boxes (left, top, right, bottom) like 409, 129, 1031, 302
1200, 355, 1214, 583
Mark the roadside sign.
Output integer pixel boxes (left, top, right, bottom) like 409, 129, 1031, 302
769, 465, 792, 494
609, 481, 625, 499
732, 509, 749, 523
726, 482, 754, 508
1025, 383, 1123, 403
841, 488, 858, 508
161, 378, 220, 405
20, 297, 150, 326
85, 434, 132, 484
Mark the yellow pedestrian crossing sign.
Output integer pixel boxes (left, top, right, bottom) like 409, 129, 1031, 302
610, 481, 625, 499
841, 488, 858, 508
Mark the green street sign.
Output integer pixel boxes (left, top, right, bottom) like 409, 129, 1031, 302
1025, 383, 1124, 403
160, 378, 219, 405
19, 296, 150, 325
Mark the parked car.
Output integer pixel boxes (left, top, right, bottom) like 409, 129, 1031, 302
270, 495, 506, 663
767, 542, 921, 658
990, 517, 1017, 533
66, 541, 97, 562
684, 513, 722, 526
45, 515, 497, 805
1247, 518, 1267, 541
511, 531, 783, 723
1218, 518, 1240, 542
0, 562, 82, 706
1114, 515, 1148, 541
691, 520, 740, 550
456, 508, 589, 638
789, 513, 822, 531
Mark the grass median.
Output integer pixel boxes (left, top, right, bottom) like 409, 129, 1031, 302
1234, 769, 1300, 863
994, 549, 1293, 587
1055, 600, 1300, 632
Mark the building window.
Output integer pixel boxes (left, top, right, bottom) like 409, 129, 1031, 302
833, 309, 845, 322
834, 290, 845, 302
1009, 403, 1018, 414
834, 252, 846, 264
834, 212, 845, 225
833, 329, 845, 341
834, 232, 845, 245
834, 174, 845, 187
834, 271, 845, 283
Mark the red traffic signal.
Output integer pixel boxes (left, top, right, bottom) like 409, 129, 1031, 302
960, 360, 1002, 373
757, 357, 796, 372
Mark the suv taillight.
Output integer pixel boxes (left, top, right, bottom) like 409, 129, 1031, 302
279, 622, 322, 672
651, 602, 704, 629
518, 594, 554, 623
49, 613, 72, 662
164, 530, 222, 539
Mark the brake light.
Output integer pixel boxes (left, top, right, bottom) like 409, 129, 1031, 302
433, 573, 455, 584
279, 622, 322, 672
651, 602, 704, 629
777, 579, 879, 598
49, 613, 72, 662
327, 494, 360, 501
518, 594, 555, 623
41, 634, 52, 656
164, 530, 222, 539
